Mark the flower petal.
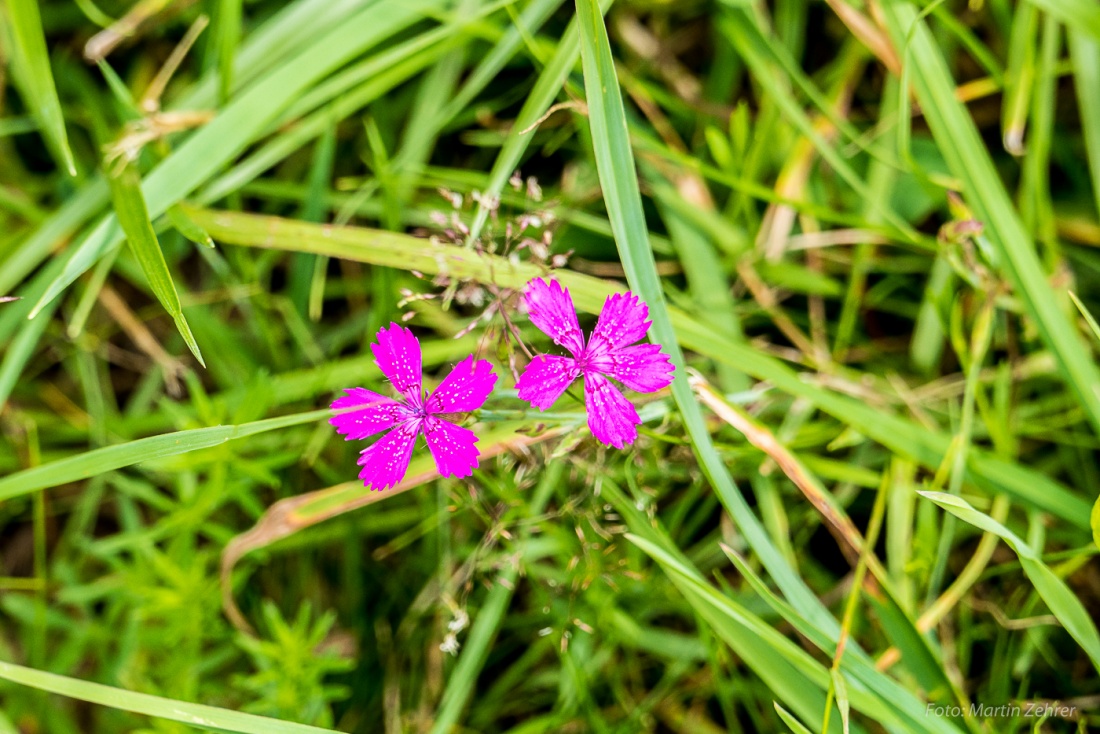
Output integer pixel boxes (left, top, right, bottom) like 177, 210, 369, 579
356, 420, 419, 490
330, 387, 415, 440
516, 354, 579, 410
589, 343, 674, 393
586, 291, 651, 356
425, 355, 498, 414
371, 323, 423, 402
584, 372, 640, 449
524, 278, 585, 356
422, 416, 481, 478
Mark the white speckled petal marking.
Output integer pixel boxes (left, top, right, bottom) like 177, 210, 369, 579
330, 387, 416, 440
523, 278, 586, 356
426, 355, 498, 414
515, 354, 579, 410
586, 291, 651, 357
422, 416, 481, 478
583, 372, 640, 449
356, 420, 420, 491
371, 323, 423, 402
588, 343, 673, 393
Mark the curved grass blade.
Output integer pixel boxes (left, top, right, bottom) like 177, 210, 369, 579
625, 533, 860, 733
919, 490, 1100, 673
0, 409, 328, 501
108, 164, 205, 366
4, 0, 77, 175
576, 0, 847, 633
0, 660, 336, 734
607, 475, 959, 734
721, 547, 960, 733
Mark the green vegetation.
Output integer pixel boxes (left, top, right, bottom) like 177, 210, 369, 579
2, 0, 1100, 731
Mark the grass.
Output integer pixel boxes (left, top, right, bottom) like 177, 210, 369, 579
2, 0, 1100, 732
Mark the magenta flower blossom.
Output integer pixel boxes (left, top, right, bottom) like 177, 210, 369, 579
330, 323, 497, 490
516, 279, 674, 448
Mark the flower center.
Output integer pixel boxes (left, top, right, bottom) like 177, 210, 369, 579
576, 349, 597, 375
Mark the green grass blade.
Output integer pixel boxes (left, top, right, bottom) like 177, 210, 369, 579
879, 2, 1100, 438
624, 533, 848, 733
1002, 2, 1038, 155
1069, 291, 1100, 344
0, 409, 328, 501
920, 491, 1100, 673
0, 660, 337, 734
721, 548, 959, 732
1024, 0, 1100, 42
216, 0, 243, 103
4, 0, 77, 175
108, 164, 205, 366
1069, 31, 1100, 219
576, 0, 846, 633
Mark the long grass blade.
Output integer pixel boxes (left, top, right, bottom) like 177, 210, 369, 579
1069, 31, 1100, 219
4, 0, 77, 175
0, 660, 337, 734
0, 410, 328, 501
572, 0, 836, 632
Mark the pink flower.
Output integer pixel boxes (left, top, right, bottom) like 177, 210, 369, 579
330, 323, 497, 490
516, 279, 674, 448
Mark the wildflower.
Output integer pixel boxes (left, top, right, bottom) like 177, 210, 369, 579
516, 279, 674, 448
330, 323, 497, 490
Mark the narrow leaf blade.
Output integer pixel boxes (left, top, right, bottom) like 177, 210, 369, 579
107, 164, 205, 366
5, 0, 77, 175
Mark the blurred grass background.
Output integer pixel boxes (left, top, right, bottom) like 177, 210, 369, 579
2, 0, 1100, 731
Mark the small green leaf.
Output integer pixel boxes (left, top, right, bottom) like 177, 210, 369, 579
1069, 291, 1100, 345
1091, 494, 1100, 550
166, 204, 216, 248
831, 669, 850, 734
107, 164, 205, 367
774, 703, 815, 734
